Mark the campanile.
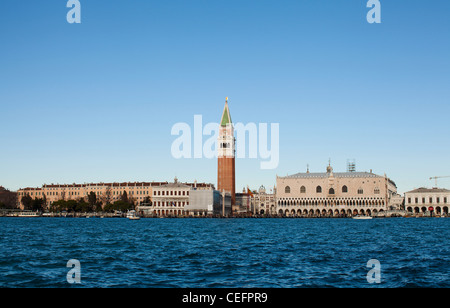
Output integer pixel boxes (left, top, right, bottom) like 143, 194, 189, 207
217, 97, 236, 207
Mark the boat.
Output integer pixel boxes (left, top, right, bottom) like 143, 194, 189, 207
126, 210, 140, 220
352, 215, 372, 220
18, 211, 41, 217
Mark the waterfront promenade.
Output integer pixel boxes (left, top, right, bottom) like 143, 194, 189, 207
0, 209, 445, 218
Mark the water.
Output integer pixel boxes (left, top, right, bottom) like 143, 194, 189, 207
0, 217, 449, 288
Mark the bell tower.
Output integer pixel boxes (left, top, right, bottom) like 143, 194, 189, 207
217, 97, 236, 207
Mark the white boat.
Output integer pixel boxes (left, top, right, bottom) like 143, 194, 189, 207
352, 215, 372, 220
126, 210, 140, 220
18, 211, 41, 217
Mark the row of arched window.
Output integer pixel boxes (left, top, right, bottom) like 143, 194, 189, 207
285, 185, 380, 195
278, 199, 385, 206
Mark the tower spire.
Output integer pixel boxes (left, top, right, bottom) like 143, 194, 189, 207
220, 97, 232, 126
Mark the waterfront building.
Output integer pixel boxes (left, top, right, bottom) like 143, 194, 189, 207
233, 186, 276, 216
137, 178, 215, 217
217, 97, 236, 207
388, 193, 405, 210
17, 182, 167, 209
276, 163, 398, 217
148, 178, 190, 217
404, 187, 450, 215
185, 189, 232, 216
17, 179, 214, 211
235, 191, 251, 215
250, 185, 277, 215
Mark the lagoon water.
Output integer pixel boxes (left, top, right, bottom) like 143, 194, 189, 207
0, 217, 449, 288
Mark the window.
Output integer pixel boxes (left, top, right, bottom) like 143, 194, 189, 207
445, 197, 447, 203
285, 186, 290, 194
415, 198, 418, 204
422, 198, 426, 204
429, 197, 433, 203
342, 185, 348, 193
374, 187, 380, 194
329, 188, 335, 195
316, 186, 322, 193
358, 188, 364, 195
300, 186, 306, 193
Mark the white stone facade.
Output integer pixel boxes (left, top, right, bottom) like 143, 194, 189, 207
405, 188, 450, 215
276, 165, 397, 217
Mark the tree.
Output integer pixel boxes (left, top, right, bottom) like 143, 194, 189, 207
121, 190, 128, 203
142, 196, 152, 205
60, 190, 66, 201
105, 200, 133, 213
103, 186, 112, 206
0, 188, 18, 209
65, 200, 78, 212
21, 194, 33, 210
75, 198, 92, 212
94, 201, 103, 212
50, 200, 66, 212
87, 191, 97, 208
42, 193, 47, 209
31, 198, 45, 212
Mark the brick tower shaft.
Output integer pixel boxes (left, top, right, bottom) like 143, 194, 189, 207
217, 97, 236, 207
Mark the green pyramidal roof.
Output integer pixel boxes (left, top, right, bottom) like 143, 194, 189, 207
220, 99, 232, 126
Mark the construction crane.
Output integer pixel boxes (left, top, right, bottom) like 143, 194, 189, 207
429, 176, 450, 187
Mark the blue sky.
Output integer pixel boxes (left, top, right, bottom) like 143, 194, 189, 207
1, 1, 449, 194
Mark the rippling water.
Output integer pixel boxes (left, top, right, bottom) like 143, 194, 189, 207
0, 217, 449, 287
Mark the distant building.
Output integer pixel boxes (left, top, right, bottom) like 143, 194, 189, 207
186, 189, 231, 216
17, 178, 214, 211
147, 177, 191, 217
404, 187, 450, 215
276, 163, 398, 217
234, 186, 276, 215
137, 178, 215, 217
250, 185, 276, 215
17, 182, 167, 210
388, 193, 405, 210
235, 192, 251, 214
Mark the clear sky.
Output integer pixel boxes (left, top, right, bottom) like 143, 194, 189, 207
1, 1, 449, 194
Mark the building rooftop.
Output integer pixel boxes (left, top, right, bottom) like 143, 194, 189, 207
279, 171, 383, 179
159, 182, 191, 188
406, 187, 450, 193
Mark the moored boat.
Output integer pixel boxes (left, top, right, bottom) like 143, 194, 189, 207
126, 210, 140, 220
18, 211, 41, 217
352, 215, 372, 220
